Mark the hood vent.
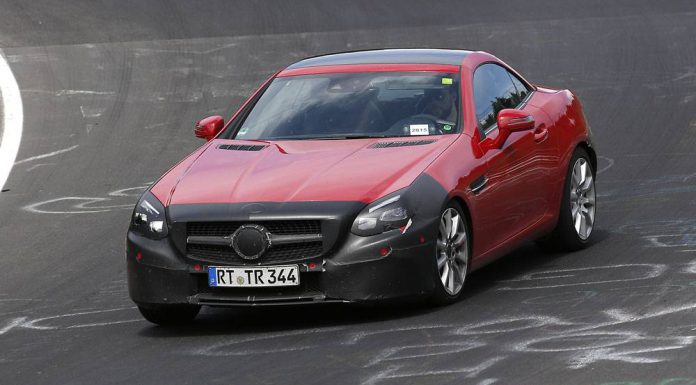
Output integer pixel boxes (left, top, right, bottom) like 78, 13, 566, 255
218, 144, 268, 151
371, 139, 436, 148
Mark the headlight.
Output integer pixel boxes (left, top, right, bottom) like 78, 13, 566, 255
130, 191, 168, 239
351, 193, 411, 236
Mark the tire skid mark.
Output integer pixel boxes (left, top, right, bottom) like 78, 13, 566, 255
0, 307, 140, 336
497, 264, 667, 290
22, 183, 149, 214
13, 144, 78, 165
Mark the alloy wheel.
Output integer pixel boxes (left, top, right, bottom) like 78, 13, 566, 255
570, 158, 596, 240
436, 208, 468, 295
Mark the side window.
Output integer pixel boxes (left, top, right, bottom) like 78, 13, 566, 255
473, 64, 521, 132
508, 72, 531, 105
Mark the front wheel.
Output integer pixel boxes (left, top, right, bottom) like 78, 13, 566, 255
546, 147, 596, 250
430, 202, 470, 305
137, 304, 201, 326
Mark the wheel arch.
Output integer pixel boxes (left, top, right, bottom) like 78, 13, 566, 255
577, 141, 598, 175
449, 195, 474, 259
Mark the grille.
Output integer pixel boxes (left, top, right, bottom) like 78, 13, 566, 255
188, 242, 323, 264
218, 144, 268, 151
186, 220, 323, 264
188, 220, 321, 237
370, 139, 436, 148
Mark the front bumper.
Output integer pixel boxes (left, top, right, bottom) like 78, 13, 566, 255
127, 220, 438, 307
127, 173, 450, 306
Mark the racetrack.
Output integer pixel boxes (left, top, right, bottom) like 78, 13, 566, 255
1, 1, 696, 384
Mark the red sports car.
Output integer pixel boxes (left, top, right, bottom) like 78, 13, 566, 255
127, 49, 597, 325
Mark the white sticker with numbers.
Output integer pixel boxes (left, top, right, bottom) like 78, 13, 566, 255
409, 124, 430, 136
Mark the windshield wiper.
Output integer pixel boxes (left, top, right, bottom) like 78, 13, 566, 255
268, 134, 387, 140
310, 135, 387, 140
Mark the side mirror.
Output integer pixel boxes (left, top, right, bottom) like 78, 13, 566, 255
194, 115, 225, 141
497, 108, 535, 133
481, 109, 535, 151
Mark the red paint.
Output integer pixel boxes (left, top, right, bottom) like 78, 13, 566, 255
278, 64, 459, 77
151, 72, 279, 205
425, 52, 591, 269
194, 115, 225, 141
150, 50, 593, 273
166, 136, 457, 204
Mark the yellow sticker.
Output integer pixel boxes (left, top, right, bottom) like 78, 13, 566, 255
442, 78, 453, 85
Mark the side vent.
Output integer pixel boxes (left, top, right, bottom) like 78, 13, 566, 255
370, 140, 436, 149
218, 144, 268, 151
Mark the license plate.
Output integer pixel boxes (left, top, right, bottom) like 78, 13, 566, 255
208, 265, 300, 287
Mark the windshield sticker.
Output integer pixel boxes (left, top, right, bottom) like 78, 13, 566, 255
443, 124, 453, 131
409, 124, 430, 136
237, 127, 250, 136
441, 78, 453, 85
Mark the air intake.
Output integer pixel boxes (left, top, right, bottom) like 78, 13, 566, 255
370, 140, 436, 148
218, 144, 268, 151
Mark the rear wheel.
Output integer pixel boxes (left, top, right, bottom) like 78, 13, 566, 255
430, 202, 470, 305
137, 304, 201, 326
545, 147, 596, 250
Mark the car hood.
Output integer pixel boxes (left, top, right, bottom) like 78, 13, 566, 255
163, 136, 456, 205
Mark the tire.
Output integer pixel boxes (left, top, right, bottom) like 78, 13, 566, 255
430, 201, 471, 305
545, 147, 596, 251
137, 304, 201, 326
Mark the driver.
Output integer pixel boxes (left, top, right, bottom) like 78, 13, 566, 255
420, 88, 457, 123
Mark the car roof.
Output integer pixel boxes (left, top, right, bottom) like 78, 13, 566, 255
286, 49, 472, 69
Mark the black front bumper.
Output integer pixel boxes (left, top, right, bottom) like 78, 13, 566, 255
127, 209, 446, 306
127, 174, 450, 306
127, 228, 437, 306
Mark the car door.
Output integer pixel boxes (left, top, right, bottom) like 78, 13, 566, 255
471, 63, 558, 253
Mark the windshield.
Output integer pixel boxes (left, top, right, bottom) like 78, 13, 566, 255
227, 72, 461, 140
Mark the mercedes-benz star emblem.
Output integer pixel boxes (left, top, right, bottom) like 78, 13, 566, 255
230, 224, 271, 260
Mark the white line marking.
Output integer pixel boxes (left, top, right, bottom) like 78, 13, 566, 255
55, 89, 114, 96
0, 48, 24, 191
684, 259, 696, 274
66, 319, 143, 328
364, 341, 485, 367
0, 307, 138, 335
0, 317, 33, 335
597, 155, 614, 174
13, 145, 78, 165
23, 197, 133, 214
497, 264, 667, 290
79, 105, 105, 118
26, 163, 54, 171
362, 357, 504, 385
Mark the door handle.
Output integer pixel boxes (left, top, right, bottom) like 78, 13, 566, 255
533, 125, 549, 143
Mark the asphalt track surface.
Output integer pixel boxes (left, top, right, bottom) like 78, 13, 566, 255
1, 1, 696, 384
